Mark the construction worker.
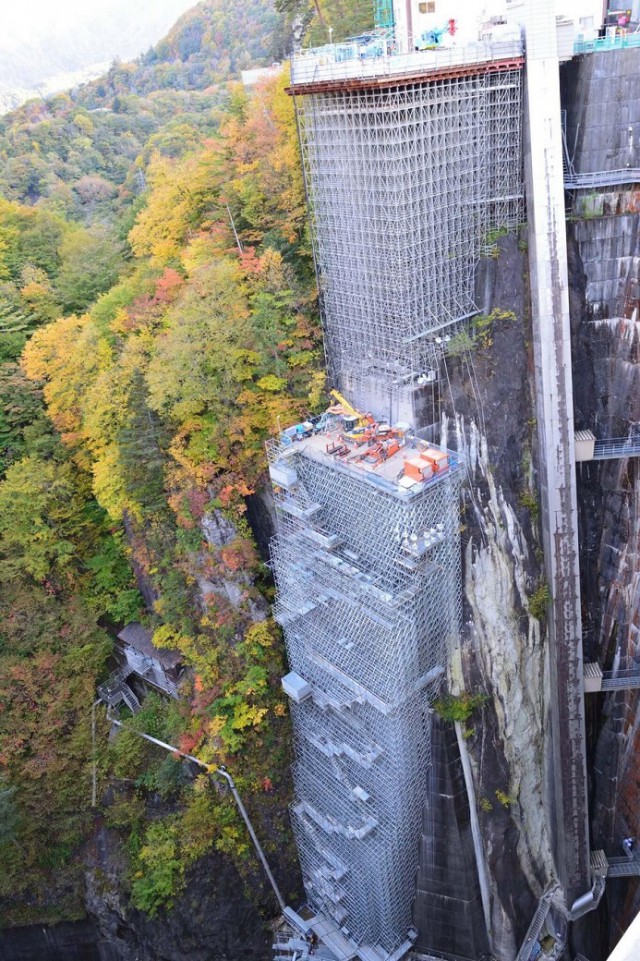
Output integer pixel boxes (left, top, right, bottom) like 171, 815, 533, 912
622, 836, 635, 857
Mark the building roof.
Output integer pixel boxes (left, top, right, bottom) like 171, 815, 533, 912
241, 64, 283, 87
117, 622, 182, 670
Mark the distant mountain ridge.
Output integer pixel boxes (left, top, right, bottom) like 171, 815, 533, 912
0, 0, 289, 212
0, 0, 199, 115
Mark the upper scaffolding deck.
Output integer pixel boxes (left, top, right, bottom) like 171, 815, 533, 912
268, 427, 461, 504
288, 36, 524, 94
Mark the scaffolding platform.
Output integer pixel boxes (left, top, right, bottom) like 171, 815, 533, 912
269, 430, 461, 502
288, 39, 523, 93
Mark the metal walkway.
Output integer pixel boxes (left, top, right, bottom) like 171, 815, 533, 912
564, 168, 640, 190
593, 438, 640, 460
584, 663, 640, 693
561, 105, 640, 191
575, 433, 640, 463
604, 856, 640, 878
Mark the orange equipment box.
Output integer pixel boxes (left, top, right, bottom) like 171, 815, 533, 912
420, 448, 449, 471
405, 456, 434, 482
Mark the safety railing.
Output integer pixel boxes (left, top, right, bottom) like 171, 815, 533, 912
605, 855, 640, 877
601, 668, 640, 691
289, 38, 523, 88
98, 670, 141, 713
593, 438, 640, 460
574, 32, 640, 55
564, 168, 640, 189
584, 663, 640, 693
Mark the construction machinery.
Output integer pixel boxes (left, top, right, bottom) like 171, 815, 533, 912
328, 388, 375, 438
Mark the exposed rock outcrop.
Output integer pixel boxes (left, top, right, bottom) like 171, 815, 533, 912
82, 824, 273, 961
418, 235, 553, 960
459, 239, 554, 959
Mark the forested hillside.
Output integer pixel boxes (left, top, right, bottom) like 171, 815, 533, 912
0, 0, 359, 931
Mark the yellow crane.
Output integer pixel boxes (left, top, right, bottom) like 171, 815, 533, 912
328, 388, 372, 434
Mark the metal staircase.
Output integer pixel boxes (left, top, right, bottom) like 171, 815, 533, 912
515, 883, 561, 961
98, 669, 141, 713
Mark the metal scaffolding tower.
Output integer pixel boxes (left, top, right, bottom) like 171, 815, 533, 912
293, 62, 523, 407
269, 433, 462, 955
276, 31, 525, 961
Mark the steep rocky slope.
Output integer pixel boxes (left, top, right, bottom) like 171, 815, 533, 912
436, 236, 552, 960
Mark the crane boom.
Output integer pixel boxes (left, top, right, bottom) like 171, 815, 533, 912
329, 388, 362, 420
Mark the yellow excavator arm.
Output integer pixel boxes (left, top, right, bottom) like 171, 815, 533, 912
329, 388, 363, 422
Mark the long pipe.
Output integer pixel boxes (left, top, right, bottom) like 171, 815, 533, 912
91, 699, 101, 808
108, 716, 286, 911
454, 720, 492, 938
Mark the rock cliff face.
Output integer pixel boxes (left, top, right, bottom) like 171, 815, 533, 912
0, 824, 278, 961
82, 824, 275, 961
435, 235, 553, 960
428, 50, 640, 961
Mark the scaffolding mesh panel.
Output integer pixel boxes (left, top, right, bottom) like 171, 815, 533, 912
295, 68, 523, 394
270, 441, 462, 953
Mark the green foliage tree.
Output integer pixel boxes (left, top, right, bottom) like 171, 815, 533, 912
55, 226, 126, 313
0, 455, 86, 581
0, 782, 21, 848
0, 582, 111, 918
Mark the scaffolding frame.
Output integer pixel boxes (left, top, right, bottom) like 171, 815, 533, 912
294, 67, 523, 399
375, 0, 394, 31
270, 439, 462, 953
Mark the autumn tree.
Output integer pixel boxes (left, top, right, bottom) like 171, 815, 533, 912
55, 226, 126, 313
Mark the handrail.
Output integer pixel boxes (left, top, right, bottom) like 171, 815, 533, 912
605, 855, 640, 877
289, 38, 523, 89
592, 438, 640, 460
574, 33, 640, 55
564, 168, 640, 189
601, 667, 640, 690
